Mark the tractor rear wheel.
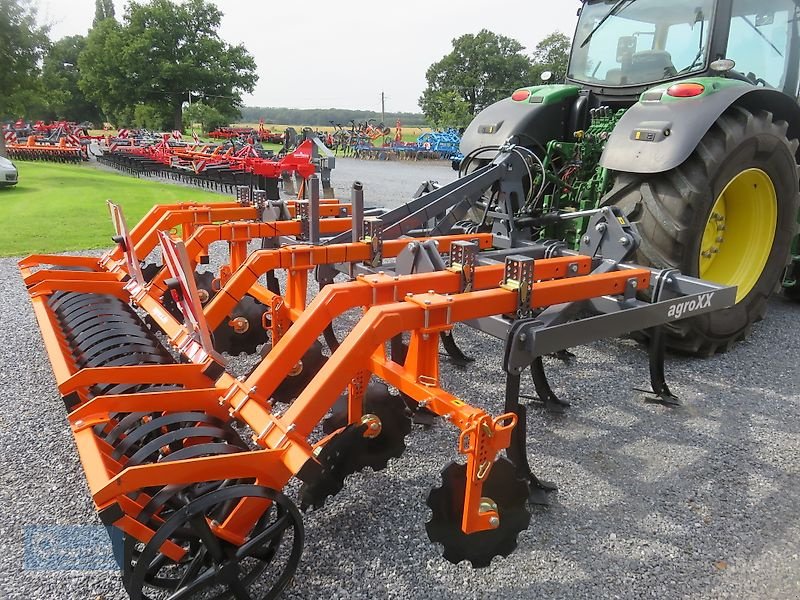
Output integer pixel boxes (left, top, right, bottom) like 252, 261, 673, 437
606, 106, 799, 355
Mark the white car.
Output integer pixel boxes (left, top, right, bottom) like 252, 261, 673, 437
0, 155, 18, 187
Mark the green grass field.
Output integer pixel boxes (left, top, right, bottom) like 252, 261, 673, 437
0, 162, 227, 257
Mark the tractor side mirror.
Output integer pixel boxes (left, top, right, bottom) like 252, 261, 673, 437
616, 36, 636, 63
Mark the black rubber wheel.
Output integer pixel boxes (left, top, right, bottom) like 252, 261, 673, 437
606, 106, 799, 355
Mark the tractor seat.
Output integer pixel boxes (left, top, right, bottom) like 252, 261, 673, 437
627, 51, 677, 83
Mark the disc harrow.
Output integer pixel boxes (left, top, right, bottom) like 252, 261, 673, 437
20, 158, 737, 598
7, 135, 87, 163
97, 136, 334, 199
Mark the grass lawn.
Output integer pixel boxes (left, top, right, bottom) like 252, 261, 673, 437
0, 161, 228, 257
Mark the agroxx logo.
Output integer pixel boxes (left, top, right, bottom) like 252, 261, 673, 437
667, 293, 715, 320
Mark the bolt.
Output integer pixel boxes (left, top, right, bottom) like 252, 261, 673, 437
519, 333, 527, 342
595, 223, 607, 233
424, 300, 431, 305
407, 242, 416, 250
379, 271, 385, 275
428, 290, 435, 294
489, 516, 500, 528
711, 247, 720, 254
716, 236, 724, 243
619, 237, 630, 246
702, 250, 713, 258
583, 235, 591, 245
289, 360, 303, 376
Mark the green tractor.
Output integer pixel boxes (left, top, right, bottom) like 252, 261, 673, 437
459, 0, 800, 354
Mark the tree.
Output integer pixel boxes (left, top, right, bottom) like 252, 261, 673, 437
79, 0, 257, 129
0, 0, 49, 156
530, 32, 571, 83
78, 18, 130, 125
183, 102, 227, 133
132, 103, 172, 130
93, 0, 115, 27
419, 29, 532, 125
419, 90, 472, 130
41, 36, 102, 123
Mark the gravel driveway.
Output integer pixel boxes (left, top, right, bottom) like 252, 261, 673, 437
0, 158, 797, 599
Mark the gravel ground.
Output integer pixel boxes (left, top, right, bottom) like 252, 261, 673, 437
0, 159, 798, 600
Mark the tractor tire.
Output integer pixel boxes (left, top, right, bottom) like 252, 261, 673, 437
605, 105, 799, 355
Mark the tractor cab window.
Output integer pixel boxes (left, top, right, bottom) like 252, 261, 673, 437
569, 0, 715, 87
726, 0, 799, 90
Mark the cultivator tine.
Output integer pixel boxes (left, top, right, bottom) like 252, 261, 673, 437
440, 330, 474, 366
635, 269, 681, 406
529, 357, 571, 413
503, 371, 557, 505
638, 326, 681, 406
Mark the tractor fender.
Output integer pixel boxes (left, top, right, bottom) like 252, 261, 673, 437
600, 84, 800, 174
460, 85, 581, 160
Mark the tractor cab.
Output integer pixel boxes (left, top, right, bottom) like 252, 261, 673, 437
568, 0, 800, 103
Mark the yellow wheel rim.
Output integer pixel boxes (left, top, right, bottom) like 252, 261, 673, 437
699, 168, 777, 302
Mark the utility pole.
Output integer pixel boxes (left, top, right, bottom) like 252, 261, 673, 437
381, 91, 385, 126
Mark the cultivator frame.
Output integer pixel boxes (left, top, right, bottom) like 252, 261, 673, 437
6, 134, 88, 163
21, 160, 735, 597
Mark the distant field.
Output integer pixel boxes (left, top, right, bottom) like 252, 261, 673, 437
0, 162, 227, 256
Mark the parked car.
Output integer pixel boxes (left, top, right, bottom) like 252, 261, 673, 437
0, 155, 18, 187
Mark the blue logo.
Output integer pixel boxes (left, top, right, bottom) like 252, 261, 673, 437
23, 525, 124, 571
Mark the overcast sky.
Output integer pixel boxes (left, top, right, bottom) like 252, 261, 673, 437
33, 1, 580, 113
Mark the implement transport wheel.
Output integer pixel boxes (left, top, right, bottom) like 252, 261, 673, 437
125, 484, 303, 600
608, 106, 800, 355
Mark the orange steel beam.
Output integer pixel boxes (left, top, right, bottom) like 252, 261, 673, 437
204, 233, 495, 326
236, 255, 591, 407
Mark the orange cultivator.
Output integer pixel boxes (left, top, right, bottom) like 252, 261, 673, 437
20, 175, 735, 599
7, 135, 87, 162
